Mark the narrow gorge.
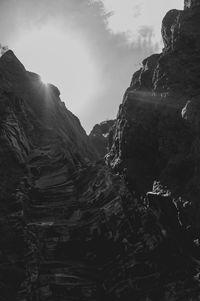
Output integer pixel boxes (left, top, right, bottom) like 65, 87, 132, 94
1, 1, 200, 300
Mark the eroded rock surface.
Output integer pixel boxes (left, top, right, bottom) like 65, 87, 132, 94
184, 0, 200, 9
107, 2, 200, 210
89, 120, 115, 157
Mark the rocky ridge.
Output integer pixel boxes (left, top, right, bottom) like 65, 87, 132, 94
107, 0, 200, 211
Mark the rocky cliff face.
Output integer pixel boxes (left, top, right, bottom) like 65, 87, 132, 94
1, 2, 200, 300
107, 2, 200, 217
0, 50, 98, 300
184, 0, 200, 9
89, 120, 115, 157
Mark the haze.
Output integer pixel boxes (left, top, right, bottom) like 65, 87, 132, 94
0, 0, 183, 132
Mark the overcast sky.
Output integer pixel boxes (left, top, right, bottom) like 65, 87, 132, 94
0, 0, 183, 132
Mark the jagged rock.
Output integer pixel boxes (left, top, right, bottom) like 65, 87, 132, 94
107, 2, 200, 210
89, 119, 115, 157
182, 97, 200, 130
0, 50, 98, 300
156, 4, 200, 95
161, 9, 181, 52
184, 0, 200, 9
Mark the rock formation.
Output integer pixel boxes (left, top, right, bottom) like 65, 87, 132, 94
1, 1, 200, 300
107, 1, 200, 214
184, 0, 200, 9
89, 120, 115, 157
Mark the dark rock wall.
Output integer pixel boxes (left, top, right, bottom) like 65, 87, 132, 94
0, 50, 98, 300
184, 0, 200, 9
89, 120, 115, 157
107, 3, 200, 212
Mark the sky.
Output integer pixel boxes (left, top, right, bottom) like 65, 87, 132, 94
0, 0, 183, 132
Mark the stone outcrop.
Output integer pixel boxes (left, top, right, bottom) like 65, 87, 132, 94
0, 50, 98, 300
107, 2, 200, 214
89, 120, 115, 157
184, 0, 200, 9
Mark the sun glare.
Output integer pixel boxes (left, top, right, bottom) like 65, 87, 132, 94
40, 76, 48, 85
12, 25, 98, 116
